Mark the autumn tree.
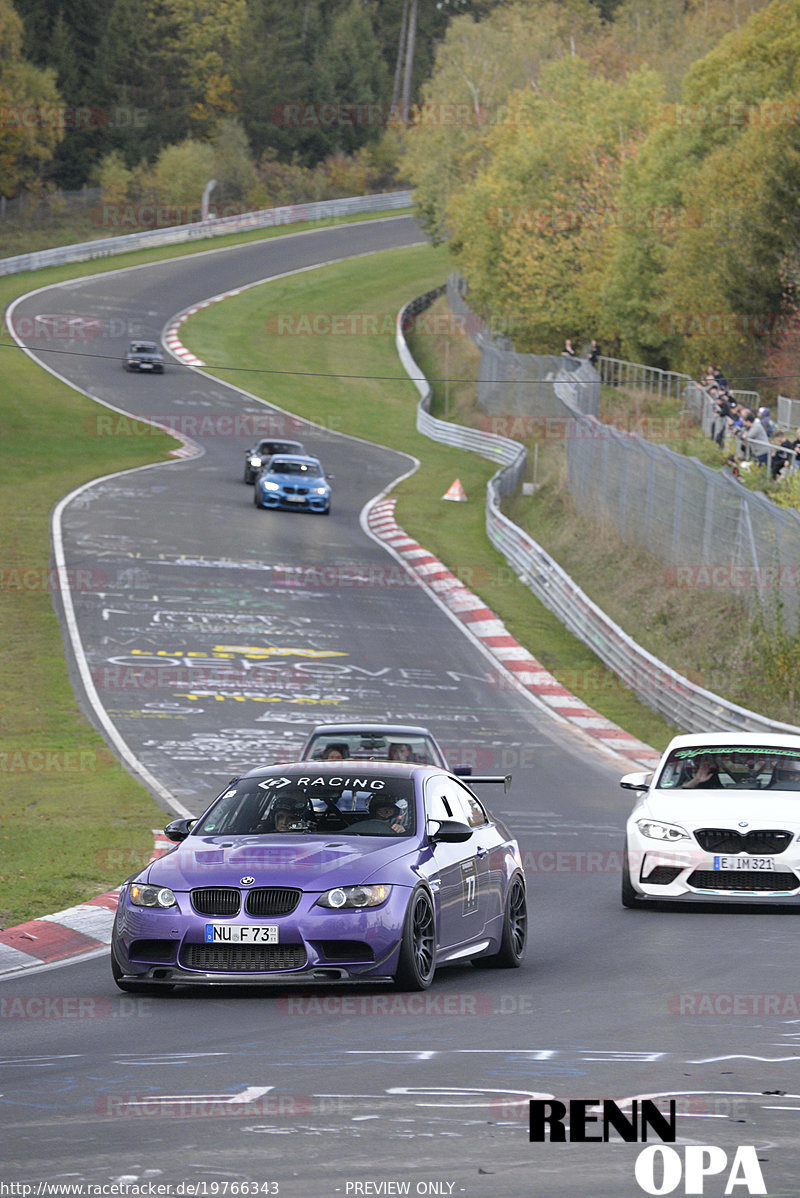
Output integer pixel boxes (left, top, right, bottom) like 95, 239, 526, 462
0, 0, 63, 197
447, 58, 663, 350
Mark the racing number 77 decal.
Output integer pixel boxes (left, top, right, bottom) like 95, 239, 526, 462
460, 859, 479, 915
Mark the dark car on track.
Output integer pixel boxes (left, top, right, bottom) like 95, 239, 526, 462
253, 454, 331, 514
110, 761, 526, 992
123, 340, 165, 373
243, 438, 306, 484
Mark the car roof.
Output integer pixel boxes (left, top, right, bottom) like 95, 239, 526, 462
307, 723, 435, 737
130, 340, 158, 348
662, 732, 800, 752
257, 438, 304, 448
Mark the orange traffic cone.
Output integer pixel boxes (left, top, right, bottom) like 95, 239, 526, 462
442, 478, 467, 502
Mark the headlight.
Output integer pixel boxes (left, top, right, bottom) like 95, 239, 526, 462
249, 456, 262, 467
636, 819, 689, 842
313, 486, 328, 495
261, 480, 280, 491
129, 884, 177, 908
316, 884, 391, 909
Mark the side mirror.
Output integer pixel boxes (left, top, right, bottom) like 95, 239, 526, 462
453, 765, 472, 776
620, 771, 653, 791
429, 819, 473, 844
164, 817, 196, 842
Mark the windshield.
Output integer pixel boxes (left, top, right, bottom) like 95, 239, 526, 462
131, 342, 157, 353
194, 774, 416, 837
657, 746, 800, 790
257, 441, 302, 455
270, 460, 322, 476
304, 733, 443, 766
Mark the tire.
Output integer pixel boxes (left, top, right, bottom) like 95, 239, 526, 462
394, 889, 436, 991
253, 491, 262, 507
472, 873, 527, 969
621, 842, 641, 908
111, 945, 173, 994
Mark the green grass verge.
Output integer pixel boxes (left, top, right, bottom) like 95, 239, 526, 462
181, 246, 678, 753
0, 333, 179, 926
0, 208, 410, 927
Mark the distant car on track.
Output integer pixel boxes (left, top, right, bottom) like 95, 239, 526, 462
110, 761, 526, 992
123, 340, 165, 373
621, 732, 800, 906
253, 454, 331, 514
243, 438, 306, 484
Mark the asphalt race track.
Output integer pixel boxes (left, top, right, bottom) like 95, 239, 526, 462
3, 217, 800, 1198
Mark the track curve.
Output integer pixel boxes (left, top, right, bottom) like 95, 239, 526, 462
3, 216, 800, 1197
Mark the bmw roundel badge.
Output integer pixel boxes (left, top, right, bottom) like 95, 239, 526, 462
240, 876, 255, 886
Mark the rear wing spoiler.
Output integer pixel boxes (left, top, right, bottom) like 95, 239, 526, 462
465, 774, 512, 793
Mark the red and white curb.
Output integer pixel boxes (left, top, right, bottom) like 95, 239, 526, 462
0, 831, 173, 976
367, 498, 661, 769
164, 287, 252, 367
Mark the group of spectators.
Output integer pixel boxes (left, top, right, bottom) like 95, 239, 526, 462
704, 365, 800, 480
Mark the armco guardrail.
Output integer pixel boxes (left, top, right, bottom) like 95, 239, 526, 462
397, 289, 800, 736
397, 287, 527, 497
0, 190, 414, 277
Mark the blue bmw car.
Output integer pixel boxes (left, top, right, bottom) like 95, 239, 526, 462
110, 762, 526, 992
253, 454, 331, 514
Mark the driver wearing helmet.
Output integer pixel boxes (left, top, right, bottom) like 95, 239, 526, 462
270, 794, 313, 832
355, 793, 406, 835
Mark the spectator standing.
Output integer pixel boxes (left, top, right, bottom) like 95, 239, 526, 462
743, 412, 771, 467
758, 406, 775, 438
562, 338, 576, 360
588, 339, 601, 368
771, 426, 800, 480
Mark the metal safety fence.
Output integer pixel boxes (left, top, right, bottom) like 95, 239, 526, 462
445, 275, 601, 420
397, 288, 800, 735
0, 190, 414, 278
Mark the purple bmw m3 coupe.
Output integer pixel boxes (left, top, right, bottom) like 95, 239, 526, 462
111, 761, 526, 993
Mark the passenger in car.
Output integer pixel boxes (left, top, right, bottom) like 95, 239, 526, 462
322, 743, 349, 761
767, 758, 800, 790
